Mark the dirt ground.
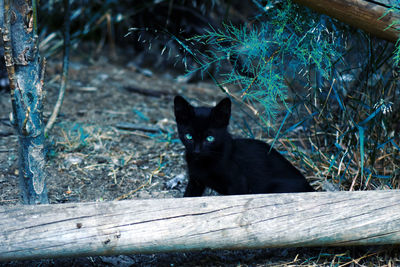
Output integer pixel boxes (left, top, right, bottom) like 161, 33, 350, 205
1, 51, 399, 266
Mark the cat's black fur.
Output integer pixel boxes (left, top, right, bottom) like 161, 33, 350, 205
174, 95, 314, 197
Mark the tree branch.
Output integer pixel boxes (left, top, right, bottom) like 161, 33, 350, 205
44, 0, 71, 135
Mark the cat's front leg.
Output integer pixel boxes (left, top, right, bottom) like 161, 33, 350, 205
183, 178, 206, 197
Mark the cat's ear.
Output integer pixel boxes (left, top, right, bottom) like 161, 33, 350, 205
211, 97, 231, 127
174, 95, 193, 124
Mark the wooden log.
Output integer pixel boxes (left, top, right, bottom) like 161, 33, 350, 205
294, 0, 400, 43
1, 190, 400, 261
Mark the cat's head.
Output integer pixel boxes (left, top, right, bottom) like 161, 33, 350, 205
174, 95, 231, 157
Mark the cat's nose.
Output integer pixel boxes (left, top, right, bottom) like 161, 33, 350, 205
193, 144, 201, 154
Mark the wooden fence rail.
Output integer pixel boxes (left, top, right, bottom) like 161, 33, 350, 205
1, 190, 400, 261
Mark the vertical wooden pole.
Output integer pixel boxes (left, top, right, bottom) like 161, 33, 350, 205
2, 0, 48, 204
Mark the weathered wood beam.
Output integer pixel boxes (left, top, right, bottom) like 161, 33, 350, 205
1, 190, 400, 261
294, 0, 400, 43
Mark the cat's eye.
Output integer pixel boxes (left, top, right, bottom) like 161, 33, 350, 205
206, 135, 215, 142
185, 133, 193, 140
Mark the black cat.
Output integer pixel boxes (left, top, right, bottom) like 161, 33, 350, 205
174, 95, 314, 197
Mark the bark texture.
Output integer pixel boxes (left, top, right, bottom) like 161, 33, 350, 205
2, 0, 48, 204
1, 191, 399, 261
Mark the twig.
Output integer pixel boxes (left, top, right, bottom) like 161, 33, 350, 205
338, 251, 380, 267
115, 154, 164, 200
318, 78, 336, 119
240, 48, 280, 97
105, 12, 116, 60
123, 86, 175, 98
222, 85, 260, 117
0, 149, 14, 152
44, 0, 70, 135
115, 122, 164, 133
114, 181, 149, 201
94, 11, 117, 59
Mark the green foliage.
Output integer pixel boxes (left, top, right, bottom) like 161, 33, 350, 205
187, 0, 341, 122
132, 108, 150, 122
180, 0, 400, 191
380, 2, 400, 64
57, 122, 92, 152
394, 38, 400, 65
148, 128, 180, 144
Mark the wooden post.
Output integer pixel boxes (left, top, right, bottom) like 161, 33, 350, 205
2, 0, 48, 204
1, 191, 400, 261
294, 0, 400, 43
